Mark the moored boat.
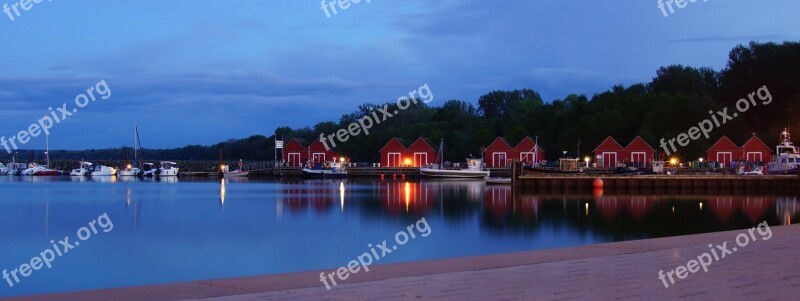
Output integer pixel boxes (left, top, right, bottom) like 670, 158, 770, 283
485, 177, 512, 185
119, 125, 144, 177
157, 161, 179, 177
302, 162, 347, 179
141, 163, 156, 177
222, 159, 249, 178
420, 140, 490, 179
91, 165, 118, 177
70, 161, 93, 176
767, 128, 800, 174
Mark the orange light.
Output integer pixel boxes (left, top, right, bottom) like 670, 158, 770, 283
404, 182, 411, 212
404, 158, 412, 167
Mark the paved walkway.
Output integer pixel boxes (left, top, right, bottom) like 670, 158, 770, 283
7, 225, 800, 301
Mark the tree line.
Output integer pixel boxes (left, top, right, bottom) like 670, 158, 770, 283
12, 41, 800, 164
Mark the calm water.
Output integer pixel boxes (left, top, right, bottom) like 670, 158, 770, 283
0, 176, 797, 297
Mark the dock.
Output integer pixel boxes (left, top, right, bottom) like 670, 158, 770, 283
8, 224, 799, 301
517, 174, 800, 193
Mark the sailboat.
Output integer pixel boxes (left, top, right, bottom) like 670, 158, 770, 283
29, 135, 59, 176
420, 139, 490, 178
119, 126, 143, 177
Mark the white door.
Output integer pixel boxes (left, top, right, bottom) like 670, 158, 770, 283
492, 153, 507, 167
312, 153, 326, 164
717, 152, 733, 166
602, 152, 617, 168
746, 152, 762, 162
631, 152, 646, 167
288, 153, 301, 167
387, 153, 401, 167
414, 153, 428, 167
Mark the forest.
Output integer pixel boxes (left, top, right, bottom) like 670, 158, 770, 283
28, 41, 800, 163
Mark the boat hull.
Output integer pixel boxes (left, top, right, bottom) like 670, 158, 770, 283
224, 171, 249, 178
419, 168, 490, 179
302, 168, 347, 179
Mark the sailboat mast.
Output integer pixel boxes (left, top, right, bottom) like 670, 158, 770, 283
45, 134, 50, 167
134, 125, 138, 161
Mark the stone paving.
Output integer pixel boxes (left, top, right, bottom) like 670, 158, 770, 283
6, 225, 799, 301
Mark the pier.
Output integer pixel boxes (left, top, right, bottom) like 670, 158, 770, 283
517, 174, 800, 193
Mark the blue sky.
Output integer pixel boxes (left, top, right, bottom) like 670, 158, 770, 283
0, 0, 798, 150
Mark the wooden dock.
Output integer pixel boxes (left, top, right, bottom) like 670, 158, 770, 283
517, 174, 800, 193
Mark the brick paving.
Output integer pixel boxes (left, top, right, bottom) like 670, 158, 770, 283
6, 225, 799, 301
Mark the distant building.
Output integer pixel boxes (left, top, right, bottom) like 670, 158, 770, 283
282, 138, 343, 167
593, 136, 625, 168
283, 139, 308, 167
740, 135, 772, 163
707, 136, 739, 166
624, 136, 656, 168
378, 137, 439, 167
484, 137, 545, 168
707, 135, 772, 166
593, 136, 655, 168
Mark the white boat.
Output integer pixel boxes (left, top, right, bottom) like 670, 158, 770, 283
767, 128, 800, 174
91, 165, 118, 176
223, 159, 249, 178
0, 163, 7, 175
141, 163, 156, 177
485, 177, 512, 185
302, 162, 347, 178
22, 163, 59, 176
743, 166, 765, 176
70, 161, 93, 176
419, 139, 491, 179
119, 125, 143, 177
157, 161, 179, 177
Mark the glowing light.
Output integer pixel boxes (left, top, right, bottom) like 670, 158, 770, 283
670, 158, 678, 165
339, 181, 345, 212
584, 157, 591, 163
219, 178, 226, 206
672, 206, 675, 213
404, 158, 412, 167
404, 182, 411, 212
585, 202, 589, 216
699, 202, 703, 210
126, 164, 132, 170
698, 157, 704, 163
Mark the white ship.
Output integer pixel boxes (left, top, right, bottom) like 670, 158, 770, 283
767, 128, 800, 174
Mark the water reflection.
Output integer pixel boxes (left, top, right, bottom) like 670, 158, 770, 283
271, 180, 800, 236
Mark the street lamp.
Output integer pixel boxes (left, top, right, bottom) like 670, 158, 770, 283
584, 156, 591, 168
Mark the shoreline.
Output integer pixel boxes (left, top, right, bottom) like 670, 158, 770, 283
4, 224, 799, 301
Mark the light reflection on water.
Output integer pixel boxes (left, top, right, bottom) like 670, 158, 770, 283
0, 176, 797, 297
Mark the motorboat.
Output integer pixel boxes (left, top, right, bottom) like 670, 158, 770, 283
91, 165, 117, 176
118, 164, 141, 177
70, 161, 93, 176
0, 163, 7, 175
420, 159, 491, 178
223, 159, 249, 178
302, 161, 347, 179
6, 162, 27, 175
141, 163, 156, 177
768, 128, 800, 174
420, 139, 490, 179
157, 161, 179, 177
22, 163, 59, 176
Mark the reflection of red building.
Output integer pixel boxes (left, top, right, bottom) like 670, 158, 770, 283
485, 185, 512, 218
282, 184, 336, 213
379, 181, 438, 214
594, 195, 654, 222
378, 138, 438, 167
707, 195, 774, 222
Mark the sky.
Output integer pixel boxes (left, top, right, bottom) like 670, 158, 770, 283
0, 0, 798, 151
